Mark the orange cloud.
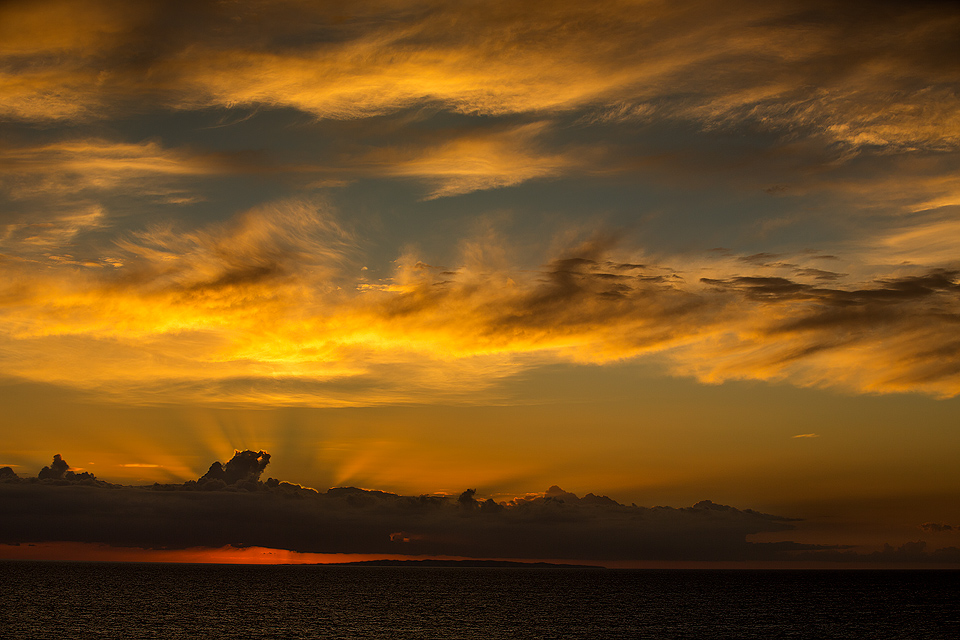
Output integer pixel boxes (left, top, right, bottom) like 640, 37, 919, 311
1, 201, 959, 403
0, 0, 142, 120
2, 0, 956, 157
369, 122, 585, 198
0, 139, 241, 200
2, 0, 956, 215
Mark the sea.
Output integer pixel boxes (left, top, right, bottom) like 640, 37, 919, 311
2, 563, 958, 639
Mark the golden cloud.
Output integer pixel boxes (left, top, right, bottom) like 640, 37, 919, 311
0, 203, 107, 254
1, 200, 958, 404
368, 122, 586, 197
2, 0, 956, 157
0, 139, 238, 200
0, 0, 140, 120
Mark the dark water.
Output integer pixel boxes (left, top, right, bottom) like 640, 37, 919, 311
2, 563, 958, 639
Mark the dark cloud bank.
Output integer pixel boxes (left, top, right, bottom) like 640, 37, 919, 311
1, 453, 957, 565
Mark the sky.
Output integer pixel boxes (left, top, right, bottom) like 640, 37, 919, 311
1, 0, 959, 566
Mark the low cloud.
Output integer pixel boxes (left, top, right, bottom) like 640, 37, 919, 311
198, 450, 271, 489
3, 449, 955, 565
0, 449, 807, 562
31, 454, 102, 485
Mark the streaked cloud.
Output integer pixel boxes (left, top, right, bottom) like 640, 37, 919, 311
0, 202, 958, 403
0, 204, 107, 254
867, 213, 960, 268
1, 0, 956, 211
3, 0, 957, 155
371, 122, 583, 198
0, 139, 247, 200
792, 434, 820, 439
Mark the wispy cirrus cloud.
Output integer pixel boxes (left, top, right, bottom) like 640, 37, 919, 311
0, 138, 254, 200
0, 204, 107, 255
369, 122, 585, 198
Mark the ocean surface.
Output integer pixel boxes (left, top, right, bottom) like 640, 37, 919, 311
2, 562, 958, 639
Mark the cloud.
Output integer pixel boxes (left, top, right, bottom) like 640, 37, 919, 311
0, 204, 107, 254
369, 122, 585, 198
0, 138, 276, 210
919, 522, 956, 533
0, 450, 809, 562
3, 0, 957, 156
34, 454, 100, 484
198, 450, 271, 489
866, 212, 960, 268
0, 202, 959, 403
0, 0, 135, 120
1, 0, 957, 210
792, 434, 819, 439
4, 449, 956, 564
0, 138, 281, 263
174, 1, 960, 158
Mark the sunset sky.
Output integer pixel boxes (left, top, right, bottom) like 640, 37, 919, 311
2, 0, 960, 566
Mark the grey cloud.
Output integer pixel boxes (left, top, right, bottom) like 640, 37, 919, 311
198, 450, 271, 489
0, 482, 803, 561
794, 268, 845, 281
36, 455, 69, 480
738, 253, 782, 265
1, 0, 957, 209
3, 450, 955, 564
0, 450, 812, 562
4, 0, 958, 148
701, 269, 960, 305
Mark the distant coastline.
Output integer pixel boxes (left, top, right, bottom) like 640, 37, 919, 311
322, 559, 605, 569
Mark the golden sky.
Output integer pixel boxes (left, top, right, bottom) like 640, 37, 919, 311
1, 0, 959, 565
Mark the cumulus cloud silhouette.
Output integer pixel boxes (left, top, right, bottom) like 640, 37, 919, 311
36, 455, 69, 480
36, 455, 98, 484
198, 450, 271, 488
